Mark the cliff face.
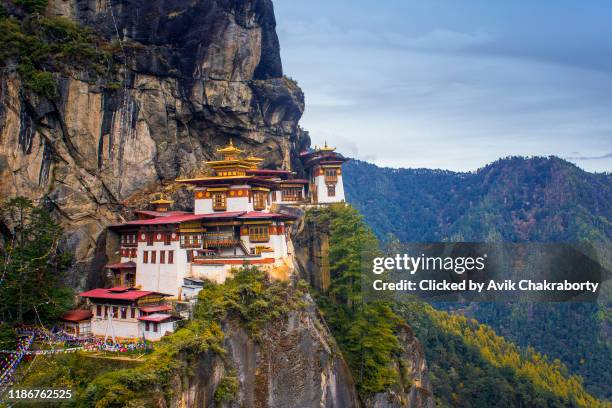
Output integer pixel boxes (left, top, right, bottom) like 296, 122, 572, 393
168, 297, 360, 408
0, 0, 309, 289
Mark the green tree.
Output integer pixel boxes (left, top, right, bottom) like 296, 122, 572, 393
0, 197, 73, 325
307, 205, 404, 395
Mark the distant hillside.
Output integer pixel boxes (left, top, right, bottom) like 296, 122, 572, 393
343, 156, 612, 399
343, 156, 611, 243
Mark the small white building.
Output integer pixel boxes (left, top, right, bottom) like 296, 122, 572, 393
59, 309, 92, 337
78, 287, 179, 341
300, 143, 348, 204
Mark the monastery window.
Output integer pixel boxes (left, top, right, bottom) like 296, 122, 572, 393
146, 233, 154, 246
112, 307, 118, 319
212, 192, 226, 211
104, 306, 109, 317
180, 234, 201, 248
153, 323, 159, 333
325, 169, 337, 182
151, 251, 157, 264
164, 233, 172, 245
248, 225, 269, 242
143, 251, 148, 264
145, 322, 150, 331
96, 305, 102, 317
130, 249, 136, 258
121, 307, 127, 320
281, 188, 302, 201
131, 308, 136, 319
327, 184, 336, 197
160, 250, 166, 264
253, 192, 266, 210
168, 250, 174, 264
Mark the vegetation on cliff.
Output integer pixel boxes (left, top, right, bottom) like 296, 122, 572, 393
308, 204, 609, 407
0, 197, 73, 344
306, 205, 416, 396
19, 266, 306, 406
0, 1, 114, 97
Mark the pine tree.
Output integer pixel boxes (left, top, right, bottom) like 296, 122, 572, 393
0, 197, 73, 325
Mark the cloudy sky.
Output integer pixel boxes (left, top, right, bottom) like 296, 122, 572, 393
274, 0, 612, 172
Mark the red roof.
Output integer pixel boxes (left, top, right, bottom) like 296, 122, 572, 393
79, 287, 169, 301
120, 211, 246, 226
60, 309, 93, 322
134, 210, 188, 218
105, 261, 136, 269
237, 211, 295, 220
140, 305, 172, 313
108, 286, 130, 292
137, 313, 174, 323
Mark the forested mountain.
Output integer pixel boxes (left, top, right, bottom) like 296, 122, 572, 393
343, 156, 612, 399
344, 156, 611, 244
301, 205, 607, 407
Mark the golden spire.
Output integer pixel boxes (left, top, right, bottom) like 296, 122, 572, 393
216, 138, 244, 159
245, 154, 264, 168
320, 141, 336, 152
150, 193, 174, 205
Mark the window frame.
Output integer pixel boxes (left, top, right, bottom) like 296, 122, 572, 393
327, 184, 336, 197
248, 225, 270, 242
212, 192, 227, 211
253, 191, 267, 210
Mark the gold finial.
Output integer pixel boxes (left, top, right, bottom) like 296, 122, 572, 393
217, 138, 244, 157
150, 193, 174, 205
320, 141, 336, 152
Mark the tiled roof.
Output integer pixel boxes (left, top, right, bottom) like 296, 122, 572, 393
137, 313, 175, 323
79, 287, 169, 301
118, 211, 247, 226
59, 309, 92, 322
139, 305, 172, 313
134, 210, 188, 218
237, 211, 296, 220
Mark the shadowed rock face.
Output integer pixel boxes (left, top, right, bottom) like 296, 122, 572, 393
0, 0, 309, 289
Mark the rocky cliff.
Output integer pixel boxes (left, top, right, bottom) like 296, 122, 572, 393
2, 2, 435, 406
0, 0, 309, 289
171, 298, 360, 408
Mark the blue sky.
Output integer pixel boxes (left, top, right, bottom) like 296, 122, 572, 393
274, 0, 612, 172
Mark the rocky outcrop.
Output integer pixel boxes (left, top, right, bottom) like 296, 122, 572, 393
170, 296, 360, 408
292, 210, 435, 408
0, 0, 309, 289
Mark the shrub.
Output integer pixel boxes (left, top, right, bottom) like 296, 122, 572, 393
18, 62, 57, 98
14, 0, 48, 14
214, 376, 238, 403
